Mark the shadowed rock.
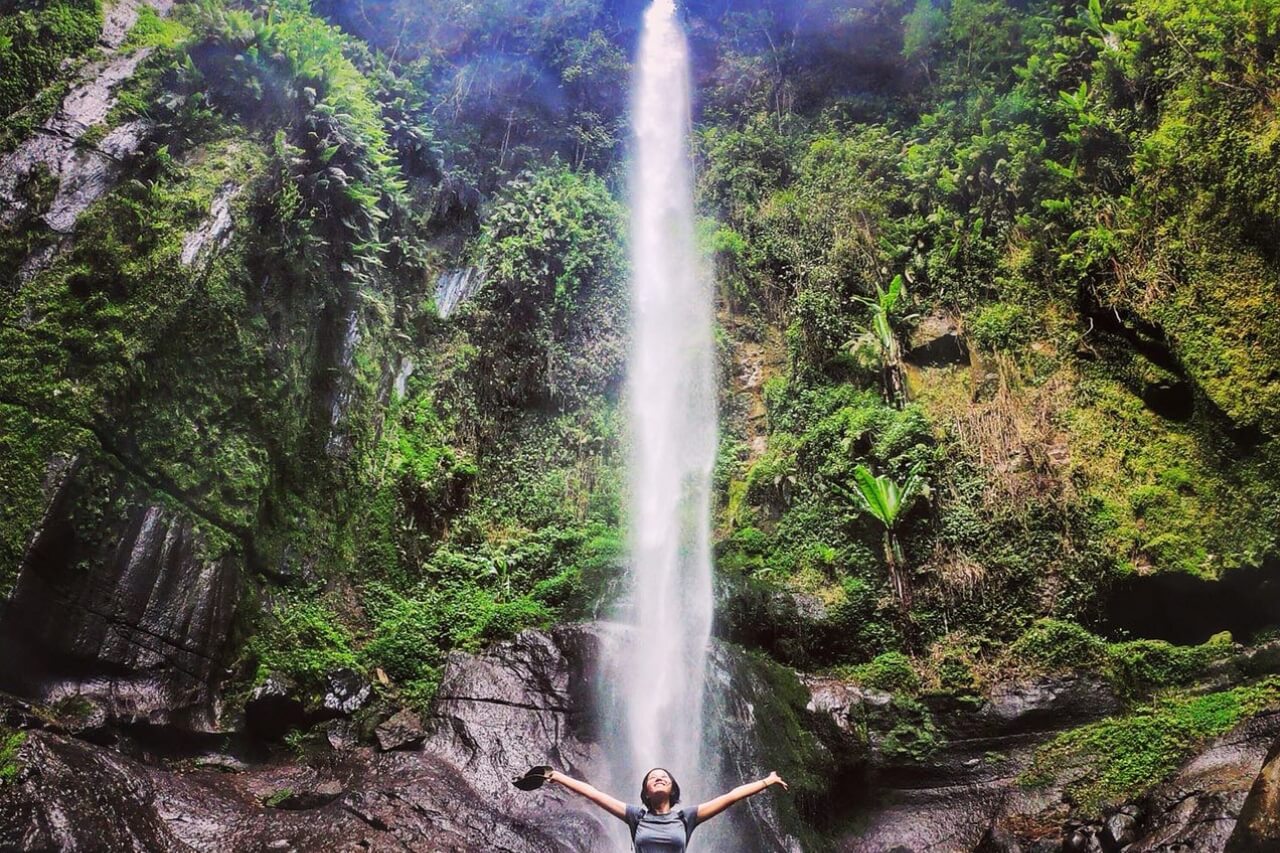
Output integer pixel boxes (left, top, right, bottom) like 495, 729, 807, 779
1227, 728, 1280, 851
0, 468, 240, 730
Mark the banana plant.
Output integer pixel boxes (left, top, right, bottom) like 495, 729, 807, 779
834, 463, 927, 610
851, 274, 913, 407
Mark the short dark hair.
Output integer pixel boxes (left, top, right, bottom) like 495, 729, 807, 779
640, 767, 681, 809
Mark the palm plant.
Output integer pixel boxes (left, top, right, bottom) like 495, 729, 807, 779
851, 274, 912, 407
835, 463, 927, 610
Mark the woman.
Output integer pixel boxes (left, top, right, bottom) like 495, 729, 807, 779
540, 765, 788, 851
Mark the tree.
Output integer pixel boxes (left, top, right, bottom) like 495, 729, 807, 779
836, 463, 927, 611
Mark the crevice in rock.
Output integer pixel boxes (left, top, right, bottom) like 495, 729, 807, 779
431, 695, 574, 714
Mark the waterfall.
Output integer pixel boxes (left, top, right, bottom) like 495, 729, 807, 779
604, 0, 720, 843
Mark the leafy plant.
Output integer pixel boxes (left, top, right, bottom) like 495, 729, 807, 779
850, 274, 915, 406
834, 464, 928, 610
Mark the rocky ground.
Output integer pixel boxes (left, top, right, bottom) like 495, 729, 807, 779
2, 624, 1279, 852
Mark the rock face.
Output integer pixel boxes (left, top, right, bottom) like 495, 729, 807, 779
0, 0, 175, 280
1227, 728, 1280, 851
375, 708, 425, 751
822, 674, 1280, 853
0, 727, 567, 853
0, 624, 812, 852
0, 471, 240, 730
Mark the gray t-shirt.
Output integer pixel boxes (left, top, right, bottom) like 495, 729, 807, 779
624, 804, 699, 852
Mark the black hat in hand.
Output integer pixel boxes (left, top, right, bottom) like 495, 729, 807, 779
512, 765, 554, 791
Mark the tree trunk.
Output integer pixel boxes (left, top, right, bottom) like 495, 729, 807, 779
883, 338, 908, 409
884, 529, 912, 611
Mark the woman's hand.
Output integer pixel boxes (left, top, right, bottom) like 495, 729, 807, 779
764, 771, 789, 791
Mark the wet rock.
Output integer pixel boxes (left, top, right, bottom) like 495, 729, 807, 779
434, 266, 483, 318
428, 625, 603, 799
323, 308, 361, 460
264, 781, 344, 811
324, 720, 358, 752
803, 676, 894, 735
1103, 806, 1139, 849
0, 727, 572, 852
1062, 821, 1105, 853
321, 668, 371, 716
968, 676, 1122, 737
0, 0, 175, 281
180, 182, 239, 266
1226, 731, 1280, 851
976, 824, 1024, 852
0, 729, 187, 852
1127, 711, 1280, 852
0, 476, 241, 730
375, 708, 425, 752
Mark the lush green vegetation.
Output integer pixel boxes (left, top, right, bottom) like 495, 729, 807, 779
1022, 677, 1280, 815
0, 0, 102, 122
4, 0, 1280, 826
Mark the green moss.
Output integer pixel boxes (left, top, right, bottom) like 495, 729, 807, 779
249, 599, 359, 690
0, 405, 92, 596
0, 0, 103, 121
263, 787, 294, 808
732, 651, 846, 849
1007, 619, 1107, 672
845, 651, 921, 695
122, 4, 189, 50
967, 302, 1031, 351
1021, 678, 1280, 815
1104, 635, 1234, 698
1005, 619, 1234, 697
1062, 372, 1276, 578
876, 696, 941, 763
0, 728, 26, 784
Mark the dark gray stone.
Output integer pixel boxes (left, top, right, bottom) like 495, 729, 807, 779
1103, 806, 1139, 849
375, 708, 425, 752
0, 475, 240, 730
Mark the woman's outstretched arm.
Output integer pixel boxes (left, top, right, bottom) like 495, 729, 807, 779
546, 770, 629, 820
693, 771, 788, 823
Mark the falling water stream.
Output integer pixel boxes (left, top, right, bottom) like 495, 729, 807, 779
603, 0, 720, 847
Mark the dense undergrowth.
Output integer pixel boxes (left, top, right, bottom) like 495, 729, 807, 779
3, 0, 1280, 823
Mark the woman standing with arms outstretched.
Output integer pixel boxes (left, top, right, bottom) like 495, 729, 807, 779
517, 765, 788, 851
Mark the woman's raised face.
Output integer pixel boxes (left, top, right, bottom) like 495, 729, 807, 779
644, 769, 672, 796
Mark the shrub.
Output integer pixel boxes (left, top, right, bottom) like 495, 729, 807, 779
249, 600, 359, 689
1007, 619, 1107, 672
850, 651, 921, 694
967, 302, 1031, 351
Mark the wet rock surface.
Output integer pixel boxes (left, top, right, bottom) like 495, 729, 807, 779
833, 685, 1280, 853
0, 472, 241, 730
375, 708, 425, 751
3, 624, 1277, 853
0, 624, 811, 852
1227, 729, 1280, 851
